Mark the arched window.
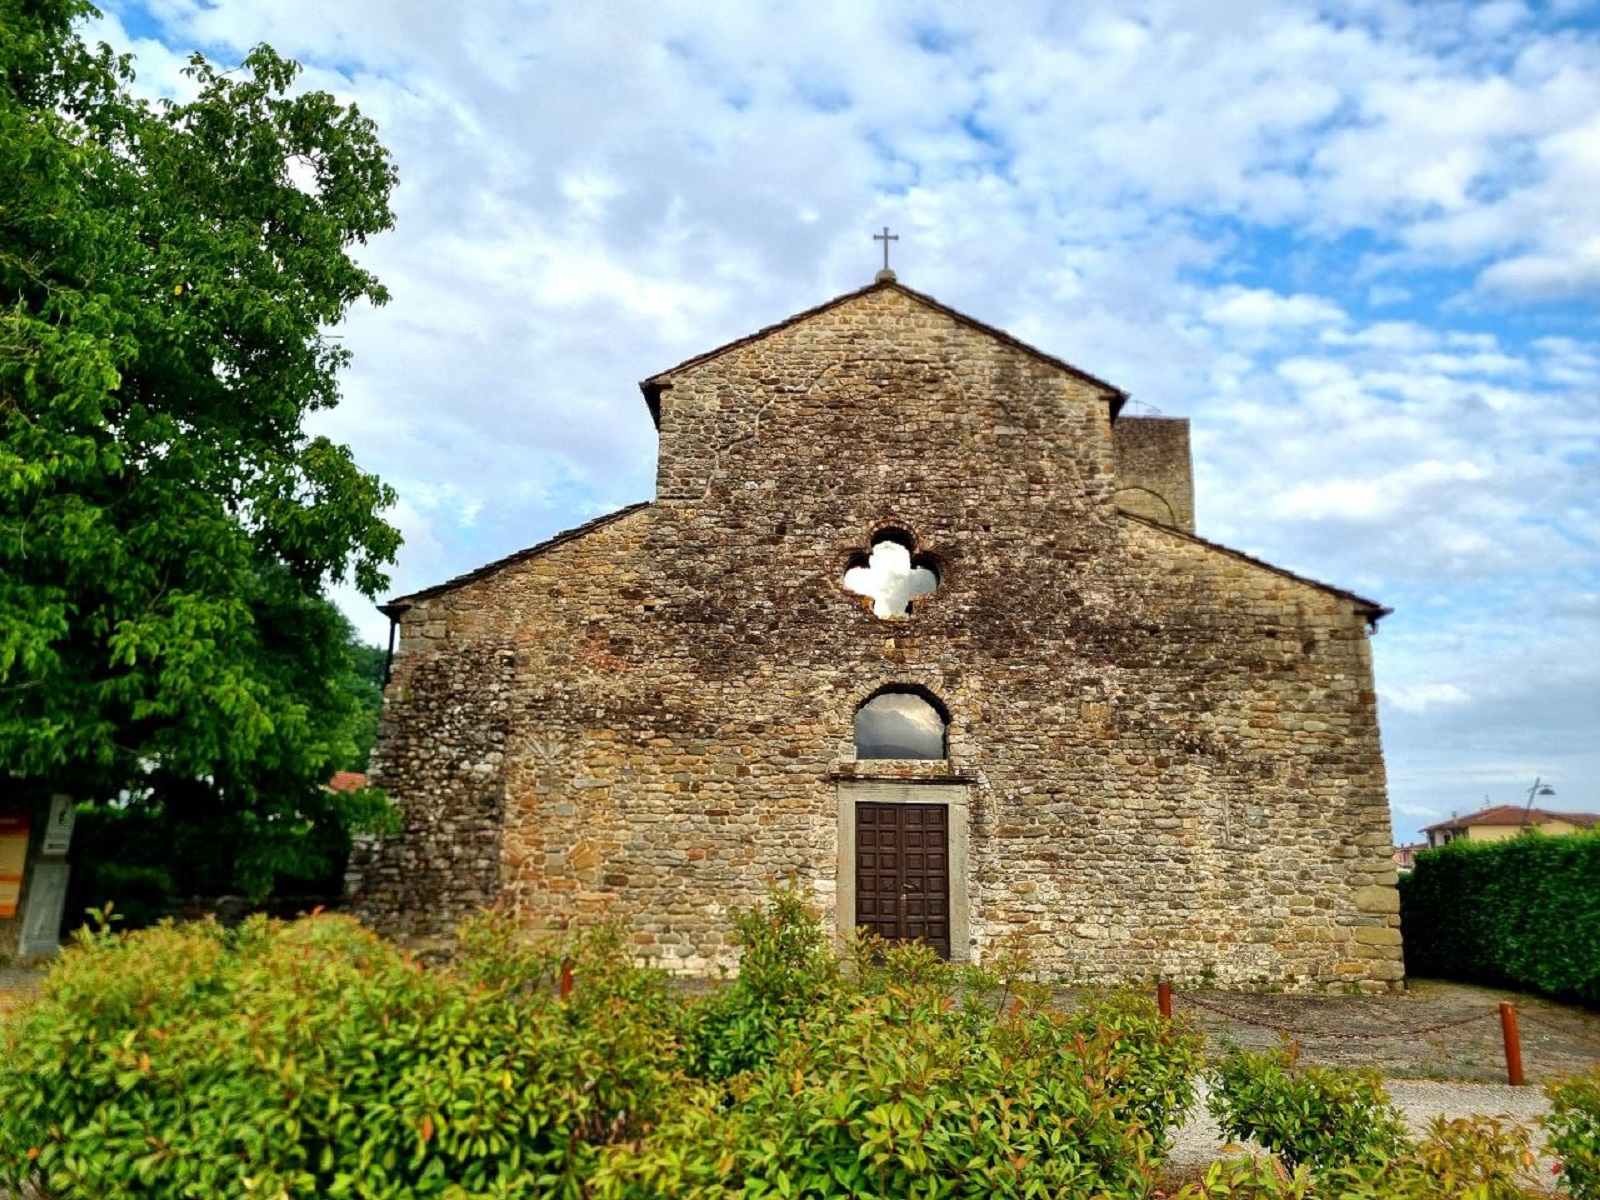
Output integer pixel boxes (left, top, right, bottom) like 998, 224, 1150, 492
854, 690, 948, 760
844, 531, 939, 618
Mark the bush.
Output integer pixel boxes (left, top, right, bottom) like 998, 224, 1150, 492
1546, 1067, 1600, 1200
1179, 1116, 1539, 1199
0, 895, 1206, 1200
70, 864, 175, 930
0, 912, 683, 1198
1176, 1154, 1314, 1199
686, 885, 840, 1081
600, 938, 1196, 1198
1064, 988, 1205, 1154
1206, 1046, 1407, 1172
1400, 829, 1600, 1003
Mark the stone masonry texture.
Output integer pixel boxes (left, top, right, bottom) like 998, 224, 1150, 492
1113, 415, 1195, 532
348, 280, 1405, 990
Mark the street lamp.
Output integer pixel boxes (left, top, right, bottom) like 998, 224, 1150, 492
1520, 776, 1556, 828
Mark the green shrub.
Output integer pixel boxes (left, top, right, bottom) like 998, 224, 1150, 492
1400, 830, 1600, 1003
1065, 988, 1205, 1154
599, 941, 1184, 1198
1, 896, 1205, 1200
1206, 1046, 1407, 1172
1546, 1067, 1600, 1200
686, 885, 840, 1081
1175, 1154, 1314, 1199
0, 912, 684, 1198
1179, 1117, 1539, 1199
70, 864, 175, 930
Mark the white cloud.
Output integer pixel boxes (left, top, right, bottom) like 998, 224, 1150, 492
1478, 236, 1600, 299
1380, 682, 1471, 713
1205, 287, 1347, 331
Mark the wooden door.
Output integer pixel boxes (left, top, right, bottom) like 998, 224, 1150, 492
855, 802, 950, 958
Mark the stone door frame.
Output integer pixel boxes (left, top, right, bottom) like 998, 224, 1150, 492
836, 780, 970, 963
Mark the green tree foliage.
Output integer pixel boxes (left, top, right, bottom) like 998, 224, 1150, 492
1399, 830, 1600, 1003
0, 1, 401, 886
65, 624, 386, 919
339, 635, 388, 773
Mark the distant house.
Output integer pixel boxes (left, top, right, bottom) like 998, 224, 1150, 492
326, 771, 369, 794
1421, 804, 1599, 849
1392, 842, 1428, 871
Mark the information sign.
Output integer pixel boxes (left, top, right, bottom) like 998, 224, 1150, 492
0, 813, 30, 920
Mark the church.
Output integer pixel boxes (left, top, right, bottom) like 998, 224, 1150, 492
348, 270, 1405, 991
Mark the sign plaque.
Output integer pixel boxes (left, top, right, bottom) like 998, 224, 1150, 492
0, 813, 29, 920
42, 794, 76, 856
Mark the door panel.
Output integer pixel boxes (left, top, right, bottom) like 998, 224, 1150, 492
855, 802, 950, 958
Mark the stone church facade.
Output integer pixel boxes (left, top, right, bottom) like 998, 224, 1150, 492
349, 275, 1405, 990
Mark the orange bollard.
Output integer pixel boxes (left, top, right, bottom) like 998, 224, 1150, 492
1157, 981, 1173, 1020
1500, 1002, 1524, 1086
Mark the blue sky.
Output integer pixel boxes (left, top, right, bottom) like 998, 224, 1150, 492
91, 0, 1599, 842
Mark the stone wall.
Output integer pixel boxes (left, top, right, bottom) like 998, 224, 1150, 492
354, 281, 1403, 990
1114, 415, 1194, 531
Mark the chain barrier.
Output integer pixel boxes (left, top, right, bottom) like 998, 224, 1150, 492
1518, 1008, 1600, 1052
1174, 990, 1501, 1042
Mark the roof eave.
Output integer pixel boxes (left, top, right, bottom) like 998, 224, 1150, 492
386, 501, 652, 606
1118, 511, 1390, 622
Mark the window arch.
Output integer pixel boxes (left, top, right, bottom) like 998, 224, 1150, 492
853, 689, 948, 760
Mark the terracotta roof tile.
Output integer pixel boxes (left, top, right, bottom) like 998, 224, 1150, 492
1420, 804, 1599, 832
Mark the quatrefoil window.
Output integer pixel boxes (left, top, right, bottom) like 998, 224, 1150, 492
844, 532, 939, 618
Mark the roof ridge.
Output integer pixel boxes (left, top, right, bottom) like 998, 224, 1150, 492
1421, 804, 1600, 831
388, 501, 652, 605
638, 278, 1128, 427
1118, 511, 1390, 620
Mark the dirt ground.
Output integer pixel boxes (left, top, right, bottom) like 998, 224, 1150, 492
0, 967, 38, 1021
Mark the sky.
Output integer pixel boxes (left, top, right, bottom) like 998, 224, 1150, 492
90, 0, 1599, 843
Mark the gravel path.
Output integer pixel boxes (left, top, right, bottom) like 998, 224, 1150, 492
1165, 977, 1600, 1083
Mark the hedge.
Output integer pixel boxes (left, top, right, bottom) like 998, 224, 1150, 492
1399, 829, 1600, 1003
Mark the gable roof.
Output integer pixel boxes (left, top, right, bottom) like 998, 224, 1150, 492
385, 502, 652, 606
1421, 804, 1599, 833
1119, 511, 1391, 624
638, 276, 1130, 428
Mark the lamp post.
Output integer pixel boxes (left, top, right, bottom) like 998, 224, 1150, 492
1520, 776, 1556, 829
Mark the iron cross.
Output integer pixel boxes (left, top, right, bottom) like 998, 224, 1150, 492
874, 226, 899, 272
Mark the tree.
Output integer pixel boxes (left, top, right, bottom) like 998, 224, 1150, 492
338, 636, 388, 774
1, 0, 401, 894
